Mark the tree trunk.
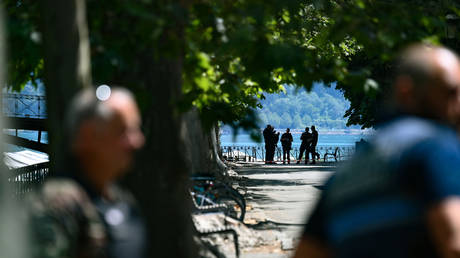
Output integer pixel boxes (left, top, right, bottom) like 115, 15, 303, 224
124, 54, 196, 257
41, 1, 195, 256
182, 109, 227, 177
182, 109, 212, 175
209, 125, 227, 176
41, 0, 91, 174
215, 125, 224, 161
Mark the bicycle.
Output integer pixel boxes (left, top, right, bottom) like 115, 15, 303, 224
190, 175, 246, 222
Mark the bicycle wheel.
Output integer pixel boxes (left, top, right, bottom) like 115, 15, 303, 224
217, 194, 245, 222
192, 192, 218, 207
211, 185, 246, 222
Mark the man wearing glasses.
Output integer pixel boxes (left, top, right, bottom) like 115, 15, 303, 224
29, 86, 146, 258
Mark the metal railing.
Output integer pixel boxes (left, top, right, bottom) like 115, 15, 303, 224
221, 145, 355, 162
2, 145, 352, 199
6, 162, 49, 198
3, 93, 47, 118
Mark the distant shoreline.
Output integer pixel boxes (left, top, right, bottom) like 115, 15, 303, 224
220, 128, 374, 136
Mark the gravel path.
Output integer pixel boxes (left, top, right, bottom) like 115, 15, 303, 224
233, 162, 335, 257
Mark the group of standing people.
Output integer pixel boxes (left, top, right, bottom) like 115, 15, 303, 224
263, 125, 280, 164
296, 126, 318, 164
263, 125, 318, 164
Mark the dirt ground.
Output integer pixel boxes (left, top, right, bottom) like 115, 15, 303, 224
233, 162, 336, 257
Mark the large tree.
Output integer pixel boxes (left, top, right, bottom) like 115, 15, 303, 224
41, 0, 92, 172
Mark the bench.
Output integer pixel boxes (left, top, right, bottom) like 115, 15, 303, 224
323, 147, 341, 162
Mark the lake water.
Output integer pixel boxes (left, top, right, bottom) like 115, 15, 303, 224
221, 132, 371, 147
5, 129, 368, 152
4, 129, 48, 152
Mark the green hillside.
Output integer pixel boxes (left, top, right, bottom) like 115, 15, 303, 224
258, 84, 356, 130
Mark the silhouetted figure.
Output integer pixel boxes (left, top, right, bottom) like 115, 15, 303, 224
297, 127, 312, 164
294, 44, 460, 258
309, 125, 318, 164
263, 125, 272, 163
281, 128, 293, 164
267, 127, 280, 164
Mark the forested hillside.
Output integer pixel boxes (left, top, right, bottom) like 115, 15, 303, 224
258, 84, 356, 129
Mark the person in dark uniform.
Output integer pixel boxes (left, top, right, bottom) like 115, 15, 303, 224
263, 125, 272, 164
297, 127, 312, 164
268, 127, 280, 164
309, 125, 318, 164
281, 128, 293, 164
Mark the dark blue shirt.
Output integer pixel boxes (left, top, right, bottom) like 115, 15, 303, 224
303, 116, 460, 258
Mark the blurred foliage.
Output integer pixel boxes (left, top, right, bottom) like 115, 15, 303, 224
4, 0, 42, 91
324, 0, 460, 128
4, 0, 460, 131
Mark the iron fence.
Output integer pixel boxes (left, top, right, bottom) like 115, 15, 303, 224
3, 93, 47, 118
221, 145, 355, 163
6, 162, 49, 198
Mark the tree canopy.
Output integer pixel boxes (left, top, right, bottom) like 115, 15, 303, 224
325, 0, 460, 127
4, 0, 358, 132
8, 1, 459, 130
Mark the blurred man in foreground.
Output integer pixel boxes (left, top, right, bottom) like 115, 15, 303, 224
29, 86, 146, 258
294, 44, 460, 258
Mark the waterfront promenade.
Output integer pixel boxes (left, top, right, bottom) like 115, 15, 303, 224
210, 162, 336, 257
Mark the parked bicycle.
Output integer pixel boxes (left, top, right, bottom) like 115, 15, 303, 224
190, 175, 246, 222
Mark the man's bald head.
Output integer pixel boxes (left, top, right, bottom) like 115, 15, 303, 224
66, 87, 135, 141
392, 44, 460, 124
66, 86, 144, 190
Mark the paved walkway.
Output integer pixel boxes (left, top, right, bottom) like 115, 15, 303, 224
233, 162, 336, 257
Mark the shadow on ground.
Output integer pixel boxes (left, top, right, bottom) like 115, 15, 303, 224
246, 220, 306, 230
235, 165, 336, 176
241, 178, 308, 187
246, 192, 276, 203
235, 164, 330, 206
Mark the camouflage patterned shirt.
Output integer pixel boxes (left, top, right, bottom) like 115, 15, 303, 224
28, 178, 146, 258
